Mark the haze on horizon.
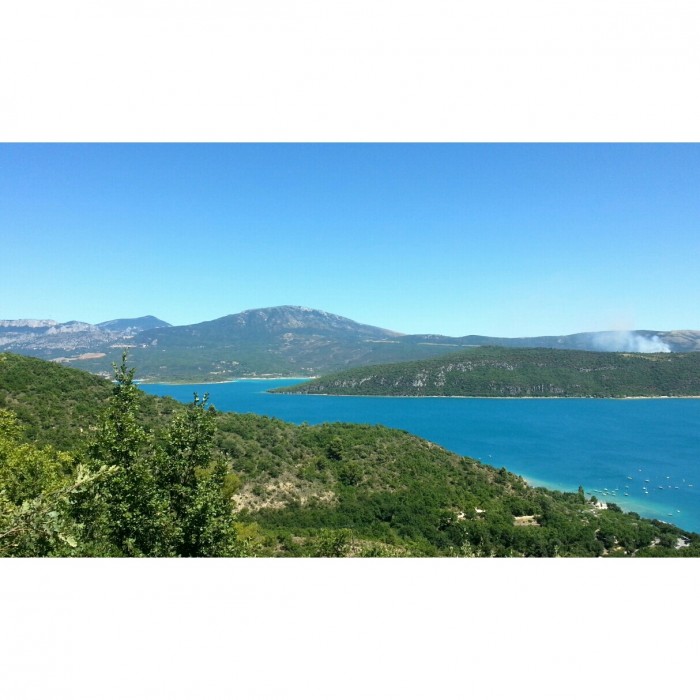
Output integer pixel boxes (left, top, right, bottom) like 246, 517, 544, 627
2, 143, 698, 338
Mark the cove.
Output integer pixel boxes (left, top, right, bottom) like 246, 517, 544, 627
141, 379, 700, 533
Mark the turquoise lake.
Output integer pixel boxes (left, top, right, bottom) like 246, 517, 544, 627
141, 379, 700, 533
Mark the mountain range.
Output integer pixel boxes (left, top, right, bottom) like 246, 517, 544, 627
2, 306, 699, 382
0, 315, 170, 360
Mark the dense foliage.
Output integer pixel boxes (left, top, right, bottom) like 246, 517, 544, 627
0, 353, 113, 449
275, 346, 700, 398
1, 354, 239, 557
0, 353, 182, 451
1, 352, 698, 556
224, 421, 698, 557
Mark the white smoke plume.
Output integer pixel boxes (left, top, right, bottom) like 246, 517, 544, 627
591, 331, 671, 353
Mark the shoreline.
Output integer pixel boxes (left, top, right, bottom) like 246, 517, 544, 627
271, 391, 700, 400
137, 376, 316, 386
138, 380, 700, 534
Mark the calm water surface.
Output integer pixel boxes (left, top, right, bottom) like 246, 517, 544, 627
141, 379, 700, 533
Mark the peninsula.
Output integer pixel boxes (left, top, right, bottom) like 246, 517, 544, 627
272, 346, 700, 398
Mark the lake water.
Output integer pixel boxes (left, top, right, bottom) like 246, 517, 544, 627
141, 379, 700, 533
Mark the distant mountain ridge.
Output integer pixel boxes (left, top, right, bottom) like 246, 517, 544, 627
2, 306, 699, 382
0, 315, 171, 359
0, 319, 61, 329
119, 306, 409, 380
96, 316, 172, 333
135, 306, 401, 344
398, 329, 697, 354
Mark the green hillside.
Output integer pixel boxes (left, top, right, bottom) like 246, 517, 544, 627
0, 353, 182, 451
1, 352, 698, 556
275, 346, 700, 398
0, 353, 114, 450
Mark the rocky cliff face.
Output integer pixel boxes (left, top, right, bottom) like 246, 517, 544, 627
0, 316, 170, 358
0, 319, 60, 329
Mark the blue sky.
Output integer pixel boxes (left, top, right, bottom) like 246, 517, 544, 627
1, 143, 698, 337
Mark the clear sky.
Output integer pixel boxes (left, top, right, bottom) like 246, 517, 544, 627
1, 143, 698, 337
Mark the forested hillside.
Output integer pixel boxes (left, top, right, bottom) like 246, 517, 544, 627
0, 353, 180, 450
1, 352, 698, 557
275, 346, 700, 398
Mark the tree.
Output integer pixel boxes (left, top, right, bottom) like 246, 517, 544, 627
326, 436, 344, 461
0, 409, 71, 504
71, 353, 168, 555
153, 394, 238, 556
0, 408, 115, 556
314, 528, 351, 557
71, 354, 240, 556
